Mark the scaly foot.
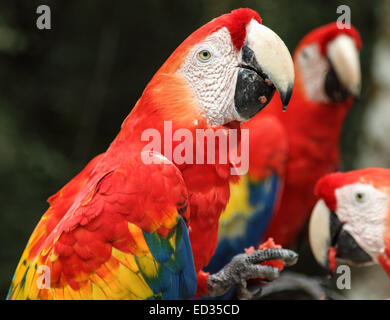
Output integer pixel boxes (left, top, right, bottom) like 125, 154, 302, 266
205, 248, 298, 299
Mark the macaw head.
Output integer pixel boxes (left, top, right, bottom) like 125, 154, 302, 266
293, 22, 361, 105
309, 169, 390, 276
139, 8, 294, 127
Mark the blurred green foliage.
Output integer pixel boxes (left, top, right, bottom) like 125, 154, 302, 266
0, 0, 381, 298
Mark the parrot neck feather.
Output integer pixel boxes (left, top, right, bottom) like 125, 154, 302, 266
101, 74, 239, 271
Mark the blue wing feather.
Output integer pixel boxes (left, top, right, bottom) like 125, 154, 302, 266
141, 217, 197, 300
204, 173, 281, 274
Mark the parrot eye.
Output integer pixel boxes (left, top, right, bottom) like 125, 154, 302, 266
301, 48, 310, 59
197, 49, 212, 62
355, 192, 366, 203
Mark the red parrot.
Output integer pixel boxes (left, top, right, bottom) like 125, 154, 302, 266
309, 168, 390, 279
205, 23, 362, 277
263, 23, 362, 246
7, 9, 296, 300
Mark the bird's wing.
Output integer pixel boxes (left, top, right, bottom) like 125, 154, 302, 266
8, 152, 196, 300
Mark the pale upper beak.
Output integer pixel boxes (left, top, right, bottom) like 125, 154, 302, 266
234, 19, 294, 118
309, 200, 332, 267
327, 34, 361, 98
309, 199, 373, 270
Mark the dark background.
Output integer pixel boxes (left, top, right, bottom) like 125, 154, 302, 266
0, 0, 382, 298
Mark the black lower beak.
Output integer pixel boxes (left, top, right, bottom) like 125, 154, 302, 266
234, 45, 276, 120
324, 62, 353, 103
329, 211, 372, 266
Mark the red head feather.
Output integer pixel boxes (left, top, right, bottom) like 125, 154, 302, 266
219, 8, 262, 50
315, 169, 390, 212
123, 8, 264, 133
296, 22, 362, 55
159, 8, 262, 74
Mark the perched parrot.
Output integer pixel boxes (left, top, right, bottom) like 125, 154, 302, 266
7, 9, 296, 300
263, 23, 362, 246
205, 22, 362, 275
309, 168, 390, 279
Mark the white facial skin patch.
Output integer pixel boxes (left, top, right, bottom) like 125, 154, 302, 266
335, 183, 389, 261
297, 43, 330, 103
179, 27, 241, 126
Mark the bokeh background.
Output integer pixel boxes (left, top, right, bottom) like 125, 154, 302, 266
1, 0, 389, 299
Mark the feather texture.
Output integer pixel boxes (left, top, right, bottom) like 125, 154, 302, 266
205, 115, 287, 274
8, 154, 196, 300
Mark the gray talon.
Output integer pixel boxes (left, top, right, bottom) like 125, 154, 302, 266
246, 248, 299, 266
205, 248, 299, 299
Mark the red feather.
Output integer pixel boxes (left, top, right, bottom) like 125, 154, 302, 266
9, 9, 263, 299
260, 24, 361, 246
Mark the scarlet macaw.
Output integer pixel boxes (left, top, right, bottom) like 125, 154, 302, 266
206, 23, 362, 277
309, 168, 390, 279
264, 23, 362, 247
7, 9, 296, 300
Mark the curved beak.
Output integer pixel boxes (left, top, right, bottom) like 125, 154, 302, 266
309, 200, 332, 268
234, 19, 294, 119
309, 199, 373, 271
327, 34, 361, 98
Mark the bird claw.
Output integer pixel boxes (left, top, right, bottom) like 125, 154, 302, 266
206, 248, 298, 299
236, 279, 264, 300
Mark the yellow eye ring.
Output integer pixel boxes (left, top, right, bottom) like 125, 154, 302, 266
355, 192, 366, 203
198, 50, 211, 62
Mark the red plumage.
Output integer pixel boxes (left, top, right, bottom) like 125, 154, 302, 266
261, 23, 361, 246
301, 23, 361, 55
218, 8, 262, 50
315, 168, 390, 212
9, 9, 267, 300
